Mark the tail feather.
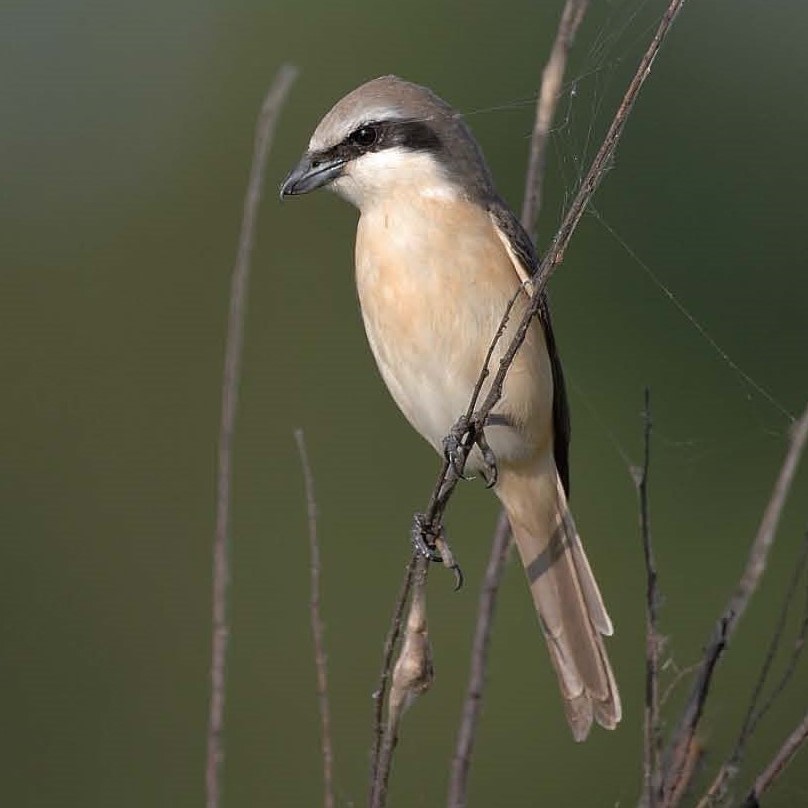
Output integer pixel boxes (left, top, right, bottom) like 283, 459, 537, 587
496, 454, 621, 741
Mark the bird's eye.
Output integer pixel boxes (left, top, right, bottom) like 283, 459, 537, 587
350, 124, 379, 148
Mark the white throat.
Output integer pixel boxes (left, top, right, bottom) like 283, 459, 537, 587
331, 147, 460, 210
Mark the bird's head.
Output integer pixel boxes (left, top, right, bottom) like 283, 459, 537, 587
280, 75, 493, 210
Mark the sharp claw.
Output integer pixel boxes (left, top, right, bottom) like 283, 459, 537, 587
413, 519, 464, 589
474, 423, 499, 488
434, 535, 464, 591
451, 563, 464, 591
443, 418, 473, 479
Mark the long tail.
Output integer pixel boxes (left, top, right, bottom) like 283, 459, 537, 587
495, 452, 621, 741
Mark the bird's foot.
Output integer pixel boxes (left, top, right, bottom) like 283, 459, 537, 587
411, 514, 464, 591
442, 413, 499, 488
476, 426, 498, 489
442, 415, 472, 479
411, 513, 443, 562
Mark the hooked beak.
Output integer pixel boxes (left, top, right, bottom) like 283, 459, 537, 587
279, 153, 346, 199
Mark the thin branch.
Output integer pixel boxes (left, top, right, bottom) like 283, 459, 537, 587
419, 288, 521, 529
739, 710, 808, 808
206, 64, 298, 808
695, 529, 808, 808
660, 402, 808, 805
416, 0, 688, 544
666, 736, 704, 808
447, 511, 511, 808
446, 2, 592, 800
371, 558, 434, 808
371, 719, 397, 808
371, 1, 687, 802
746, 534, 808, 734
521, 0, 589, 241
632, 389, 661, 808
534, 0, 687, 284
294, 430, 335, 808
660, 661, 700, 709
369, 553, 419, 807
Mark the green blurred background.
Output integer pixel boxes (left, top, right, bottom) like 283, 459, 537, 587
3, 0, 807, 805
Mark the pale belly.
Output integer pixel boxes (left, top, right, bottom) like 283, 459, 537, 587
354, 196, 554, 468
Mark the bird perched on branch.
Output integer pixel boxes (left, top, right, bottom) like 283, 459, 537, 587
281, 75, 620, 741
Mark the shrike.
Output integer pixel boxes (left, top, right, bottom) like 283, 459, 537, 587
281, 76, 620, 740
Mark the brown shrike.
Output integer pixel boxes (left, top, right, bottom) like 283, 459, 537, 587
281, 76, 620, 741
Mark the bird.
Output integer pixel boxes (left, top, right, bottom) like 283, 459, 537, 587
280, 75, 620, 741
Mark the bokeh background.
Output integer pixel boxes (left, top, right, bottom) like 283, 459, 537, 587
3, 1, 807, 805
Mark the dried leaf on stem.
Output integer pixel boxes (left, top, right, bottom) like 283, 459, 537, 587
370, 0, 688, 803
369, 553, 419, 808
370, 558, 432, 808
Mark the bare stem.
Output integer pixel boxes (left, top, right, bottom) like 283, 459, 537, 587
745, 532, 808, 734
445, 3, 594, 802
660, 402, 808, 805
740, 710, 808, 808
521, 0, 589, 241
369, 1, 688, 803
369, 553, 419, 807
294, 430, 335, 808
206, 64, 298, 808
419, 0, 688, 541
633, 389, 661, 807
447, 511, 511, 808
695, 529, 808, 808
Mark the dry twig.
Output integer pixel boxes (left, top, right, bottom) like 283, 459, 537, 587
744, 534, 808, 735
369, 553, 419, 807
660, 403, 808, 805
415, 0, 688, 551
371, 0, 688, 802
447, 3, 592, 802
659, 661, 700, 709
695, 530, 808, 808
739, 709, 808, 807
521, 0, 589, 241
206, 64, 298, 808
294, 430, 335, 808
369, 0, 687, 802
447, 511, 511, 808
632, 389, 662, 808
370, 556, 433, 808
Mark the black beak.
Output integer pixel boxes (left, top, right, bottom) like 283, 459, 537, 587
279, 153, 346, 199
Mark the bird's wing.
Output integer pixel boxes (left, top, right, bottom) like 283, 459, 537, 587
487, 197, 571, 496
